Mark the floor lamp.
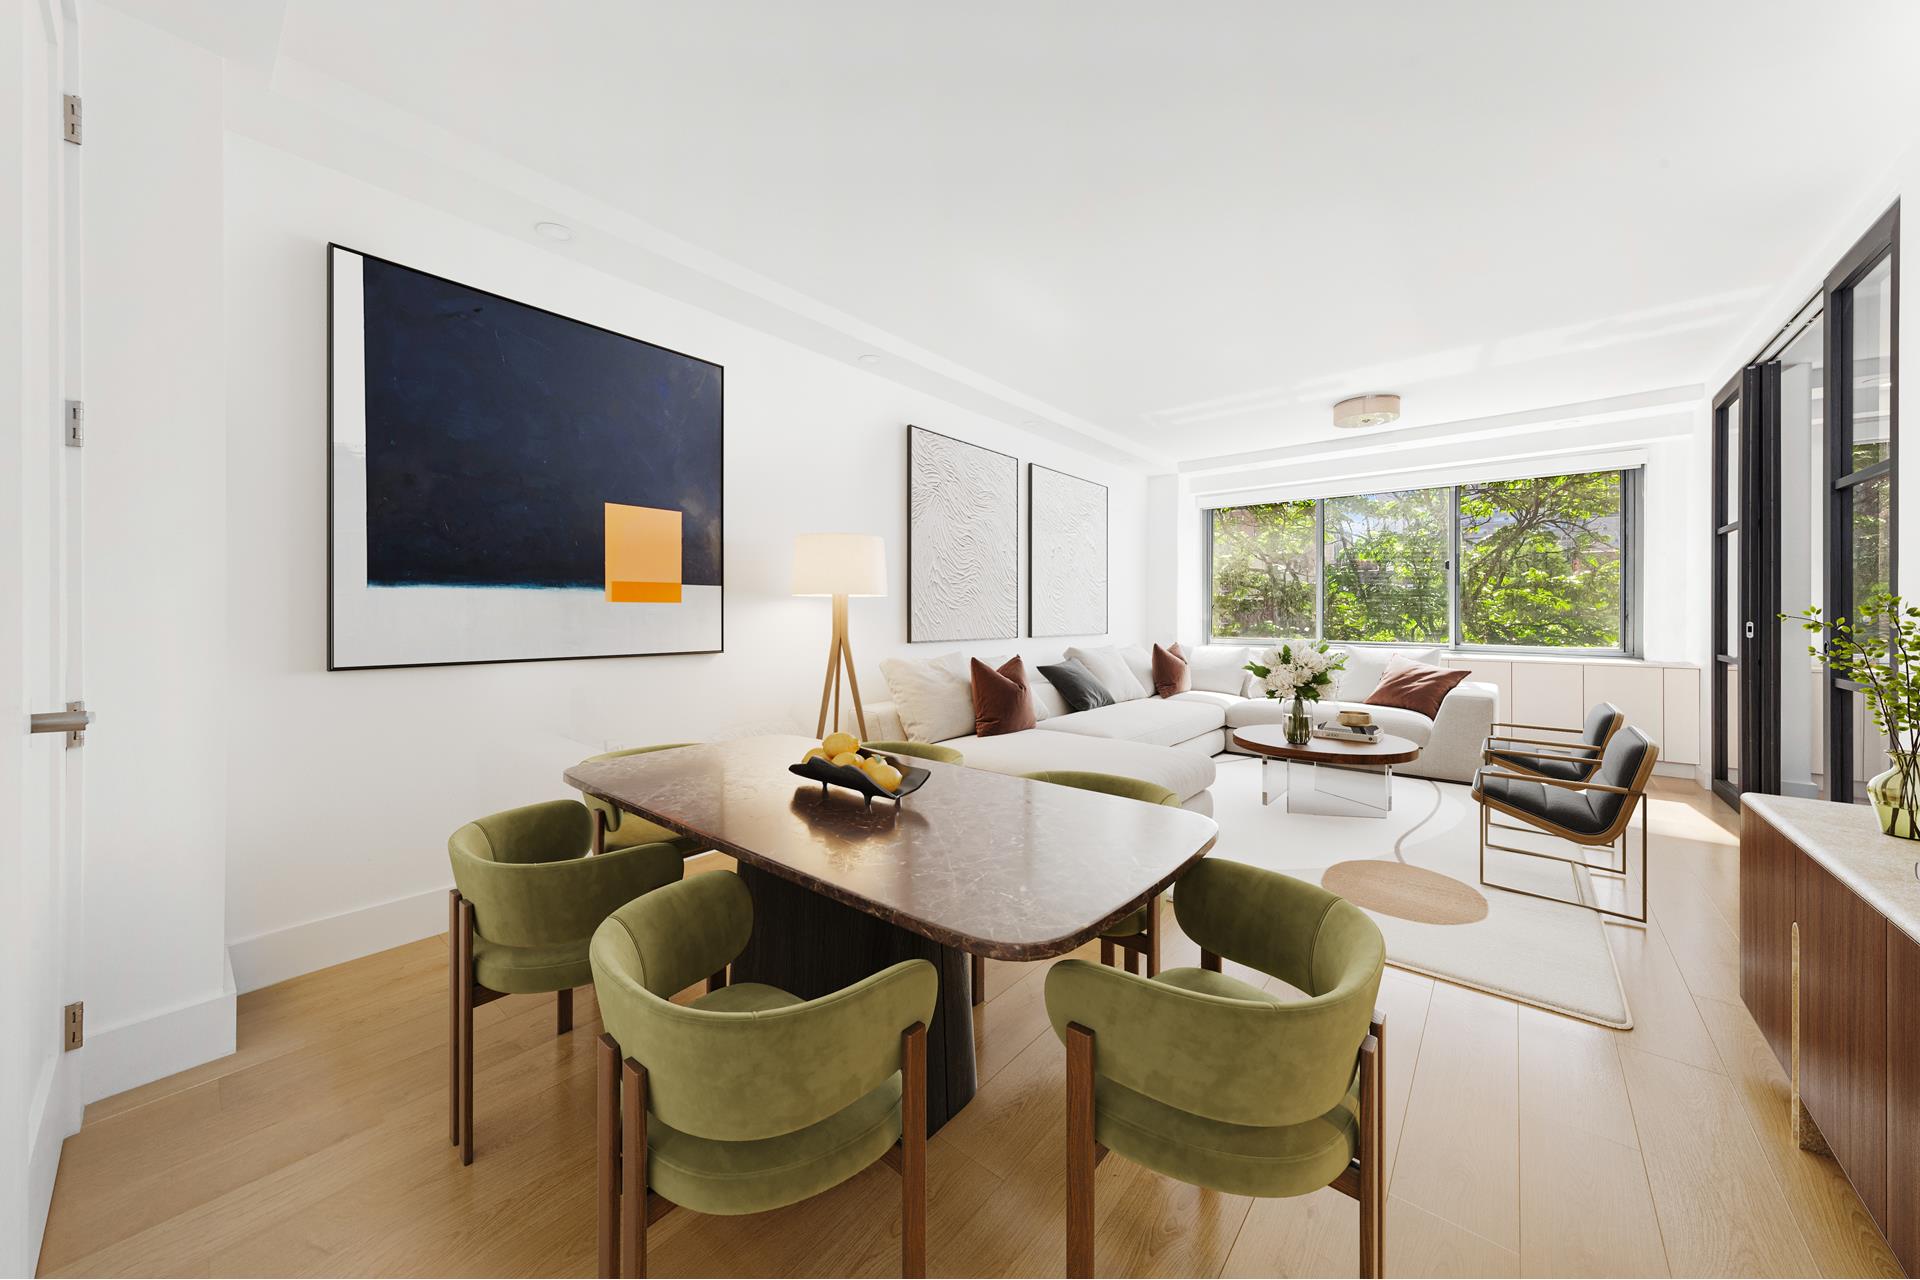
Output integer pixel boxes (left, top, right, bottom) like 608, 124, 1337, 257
793, 533, 888, 739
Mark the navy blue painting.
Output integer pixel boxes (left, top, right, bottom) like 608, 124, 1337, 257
358, 256, 722, 589
328, 245, 725, 670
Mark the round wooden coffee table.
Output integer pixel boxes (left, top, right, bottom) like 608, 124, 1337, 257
1230, 725, 1422, 817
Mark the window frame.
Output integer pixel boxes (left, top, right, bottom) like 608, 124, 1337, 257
1202, 465, 1642, 657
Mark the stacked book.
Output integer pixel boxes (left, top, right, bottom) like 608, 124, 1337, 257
1312, 720, 1380, 744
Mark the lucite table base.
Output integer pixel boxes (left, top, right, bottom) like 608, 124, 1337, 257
1261, 755, 1396, 817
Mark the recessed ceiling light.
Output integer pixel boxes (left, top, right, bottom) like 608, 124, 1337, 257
857, 353, 881, 365
1022, 419, 1044, 428
534, 221, 573, 242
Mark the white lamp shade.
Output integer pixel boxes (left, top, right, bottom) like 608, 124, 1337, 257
792, 533, 888, 597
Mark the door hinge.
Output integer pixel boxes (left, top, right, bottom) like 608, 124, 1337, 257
64, 1002, 84, 1050
63, 94, 81, 145
65, 400, 83, 447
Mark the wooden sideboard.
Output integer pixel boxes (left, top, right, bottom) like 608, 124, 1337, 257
1741, 795, 1920, 1273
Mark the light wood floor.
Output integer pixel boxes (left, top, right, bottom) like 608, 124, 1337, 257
38, 780, 1903, 1278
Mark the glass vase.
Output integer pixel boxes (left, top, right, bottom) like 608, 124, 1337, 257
1868, 760, 1920, 840
1284, 695, 1311, 746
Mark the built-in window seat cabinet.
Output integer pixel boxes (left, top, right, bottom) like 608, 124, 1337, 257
1439, 654, 1700, 772
1739, 794, 1920, 1273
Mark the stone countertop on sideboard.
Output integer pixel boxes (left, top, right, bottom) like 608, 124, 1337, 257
1743, 792, 1920, 945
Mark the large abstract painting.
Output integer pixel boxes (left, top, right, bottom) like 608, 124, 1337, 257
1029, 463, 1108, 636
328, 246, 723, 669
907, 426, 1018, 642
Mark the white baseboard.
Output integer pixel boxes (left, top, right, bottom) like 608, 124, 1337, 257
82, 952, 237, 1104
26, 1043, 82, 1273
228, 885, 448, 994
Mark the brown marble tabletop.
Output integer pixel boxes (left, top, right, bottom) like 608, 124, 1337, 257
564, 735, 1220, 960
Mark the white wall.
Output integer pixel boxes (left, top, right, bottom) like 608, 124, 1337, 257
79, 0, 234, 1101
221, 135, 1151, 991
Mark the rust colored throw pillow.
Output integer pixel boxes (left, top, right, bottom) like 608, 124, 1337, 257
1365, 656, 1470, 719
1152, 642, 1190, 698
971, 655, 1038, 738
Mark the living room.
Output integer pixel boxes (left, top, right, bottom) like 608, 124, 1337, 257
4, 2, 1919, 1278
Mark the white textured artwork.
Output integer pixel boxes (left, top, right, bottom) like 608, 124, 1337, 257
908, 426, 1019, 642
1029, 464, 1108, 637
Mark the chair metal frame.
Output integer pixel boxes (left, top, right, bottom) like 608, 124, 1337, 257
1473, 739, 1659, 926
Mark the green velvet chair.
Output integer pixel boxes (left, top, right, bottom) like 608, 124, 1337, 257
862, 740, 965, 766
1044, 858, 1388, 1278
577, 744, 709, 855
590, 870, 937, 1278
447, 799, 685, 1165
1023, 770, 1180, 981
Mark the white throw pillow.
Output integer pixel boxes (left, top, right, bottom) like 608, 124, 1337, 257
1189, 645, 1251, 695
1118, 644, 1156, 697
1064, 644, 1148, 701
879, 652, 975, 742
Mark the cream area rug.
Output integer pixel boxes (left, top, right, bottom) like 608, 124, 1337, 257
1207, 755, 1633, 1028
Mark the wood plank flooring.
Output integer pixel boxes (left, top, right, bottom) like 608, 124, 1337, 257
36, 780, 1904, 1277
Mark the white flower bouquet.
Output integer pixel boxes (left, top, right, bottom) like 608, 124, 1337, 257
1244, 641, 1346, 743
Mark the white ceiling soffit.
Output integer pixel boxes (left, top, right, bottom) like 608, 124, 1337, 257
120, 0, 1920, 467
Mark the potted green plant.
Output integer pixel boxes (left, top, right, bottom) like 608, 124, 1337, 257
1244, 640, 1346, 745
1785, 591, 1920, 839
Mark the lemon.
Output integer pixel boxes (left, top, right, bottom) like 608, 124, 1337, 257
800, 747, 829, 765
830, 751, 862, 768
822, 731, 860, 757
865, 762, 904, 792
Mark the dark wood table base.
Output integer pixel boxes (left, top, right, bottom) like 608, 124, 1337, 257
728, 864, 977, 1135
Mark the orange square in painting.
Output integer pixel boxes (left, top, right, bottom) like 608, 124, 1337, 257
604, 503, 683, 603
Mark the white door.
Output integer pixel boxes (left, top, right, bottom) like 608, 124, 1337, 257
2, 0, 84, 1272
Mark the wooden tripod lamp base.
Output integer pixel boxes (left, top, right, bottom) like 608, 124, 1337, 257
793, 533, 887, 741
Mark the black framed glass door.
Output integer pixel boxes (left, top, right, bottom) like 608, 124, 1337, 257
1822, 203, 1899, 801
1712, 367, 1781, 809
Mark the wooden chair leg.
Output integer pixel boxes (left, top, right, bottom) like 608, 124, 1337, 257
593, 807, 607, 856
622, 1059, 648, 1278
971, 953, 986, 1007
597, 1035, 620, 1279
448, 890, 461, 1148
1122, 946, 1140, 976
1145, 895, 1161, 979
1358, 1014, 1385, 1279
558, 987, 574, 1036
707, 966, 728, 993
457, 899, 476, 1166
1099, 938, 1114, 968
1199, 948, 1221, 973
901, 1023, 927, 1277
1066, 1023, 1096, 1278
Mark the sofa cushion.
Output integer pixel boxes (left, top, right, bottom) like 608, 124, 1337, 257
1228, 698, 1435, 748
938, 729, 1217, 801
1366, 655, 1471, 719
971, 656, 1038, 738
1168, 689, 1240, 712
1118, 645, 1158, 698
1330, 646, 1442, 701
1038, 659, 1115, 713
878, 652, 975, 742
1037, 698, 1226, 748
1152, 642, 1190, 697
1188, 644, 1253, 696
1066, 645, 1150, 701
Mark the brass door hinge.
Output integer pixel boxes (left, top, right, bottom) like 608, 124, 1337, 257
64, 1001, 84, 1050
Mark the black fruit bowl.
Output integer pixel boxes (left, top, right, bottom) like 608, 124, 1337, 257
788, 749, 932, 808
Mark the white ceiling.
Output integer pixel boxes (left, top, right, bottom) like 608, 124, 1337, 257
129, 0, 1920, 463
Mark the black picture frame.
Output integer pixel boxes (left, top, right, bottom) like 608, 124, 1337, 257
326, 243, 725, 671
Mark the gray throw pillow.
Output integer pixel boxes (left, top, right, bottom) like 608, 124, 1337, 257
1036, 659, 1114, 713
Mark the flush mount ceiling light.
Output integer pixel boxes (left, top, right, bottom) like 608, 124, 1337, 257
857, 353, 882, 365
1332, 393, 1401, 430
534, 221, 574, 242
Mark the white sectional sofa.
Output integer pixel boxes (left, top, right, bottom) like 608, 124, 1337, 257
866, 642, 1499, 813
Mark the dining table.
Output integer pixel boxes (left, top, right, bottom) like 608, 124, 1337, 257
564, 734, 1220, 1133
